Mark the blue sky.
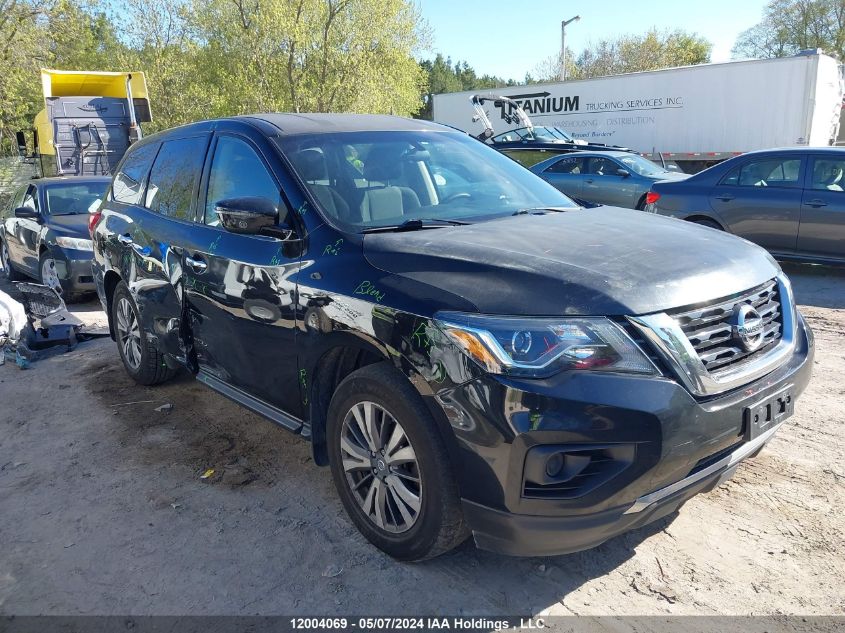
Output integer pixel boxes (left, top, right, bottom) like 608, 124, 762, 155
417, 0, 770, 80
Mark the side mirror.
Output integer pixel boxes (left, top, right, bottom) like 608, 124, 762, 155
616, 169, 630, 178
215, 197, 280, 235
15, 207, 40, 221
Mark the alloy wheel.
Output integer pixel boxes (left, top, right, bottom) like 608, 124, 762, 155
41, 257, 61, 293
115, 296, 142, 371
340, 401, 422, 533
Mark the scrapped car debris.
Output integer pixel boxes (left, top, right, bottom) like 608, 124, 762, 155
3, 283, 108, 365
155, 403, 173, 413
0, 290, 27, 345
322, 565, 343, 578
200, 468, 215, 480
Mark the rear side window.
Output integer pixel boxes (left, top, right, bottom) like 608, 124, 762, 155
145, 136, 208, 221
204, 136, 281, 225
721, 157, 801, 188
112, 143, 159, 205
544, 156, 585, 174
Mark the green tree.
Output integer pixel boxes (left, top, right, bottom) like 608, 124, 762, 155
529, 28, 712, 82
418, 54, 514, 119
190, 0, 426, 118
733, 0, 845, 60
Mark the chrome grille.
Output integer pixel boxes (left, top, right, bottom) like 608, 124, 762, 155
670, 280, 782, 373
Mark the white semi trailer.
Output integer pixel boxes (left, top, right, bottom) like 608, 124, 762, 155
432, 51, 844, 172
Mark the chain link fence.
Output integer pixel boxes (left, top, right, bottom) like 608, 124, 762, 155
0, 157, 35, 211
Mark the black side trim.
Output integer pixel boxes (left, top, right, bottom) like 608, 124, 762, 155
197, 370, 304, 434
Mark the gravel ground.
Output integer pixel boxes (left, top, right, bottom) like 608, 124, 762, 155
0, 261, 843, 619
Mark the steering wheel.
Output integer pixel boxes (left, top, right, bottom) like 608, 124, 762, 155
441, 192, 472, 204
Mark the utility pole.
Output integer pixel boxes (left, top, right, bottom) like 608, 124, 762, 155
560, 15, 581, 81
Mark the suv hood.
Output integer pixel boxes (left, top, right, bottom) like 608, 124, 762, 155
363, 208, 780, 316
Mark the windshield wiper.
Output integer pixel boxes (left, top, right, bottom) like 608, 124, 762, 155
361, 218, 470, 233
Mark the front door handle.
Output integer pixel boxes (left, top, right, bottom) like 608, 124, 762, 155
117, 233, 133, 245
585, 178, 594, 184
806, 199, 828, 208
185, 255, 207, 273
716, 193, 735, 202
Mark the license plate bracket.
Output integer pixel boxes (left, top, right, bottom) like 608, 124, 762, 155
743, 385, 794, 441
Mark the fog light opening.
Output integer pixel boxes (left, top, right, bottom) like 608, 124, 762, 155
546, 452, 565, 478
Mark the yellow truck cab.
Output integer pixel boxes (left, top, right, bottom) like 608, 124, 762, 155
18, 69, 151, 178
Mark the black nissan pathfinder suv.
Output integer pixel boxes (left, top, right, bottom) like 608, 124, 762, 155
92, 114, 814, 560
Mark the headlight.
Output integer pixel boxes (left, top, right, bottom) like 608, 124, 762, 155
55, 236, 93, 251
434, 312, 656, 378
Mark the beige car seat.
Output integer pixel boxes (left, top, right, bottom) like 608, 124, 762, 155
359, 155, 421, 223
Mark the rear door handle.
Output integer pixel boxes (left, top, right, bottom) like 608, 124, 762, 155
716, 194, 735, 202
805, 199, 828, 208
117, 233, 133, 245
185, 255, 207, 273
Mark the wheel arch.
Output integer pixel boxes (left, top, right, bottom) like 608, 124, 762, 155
304, 332, 460, 469
684, 214, 726, 230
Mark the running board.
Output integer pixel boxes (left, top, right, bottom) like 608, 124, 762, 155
197, 370, 304, 434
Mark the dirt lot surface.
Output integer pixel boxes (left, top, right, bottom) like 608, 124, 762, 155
0, 262, 843, 619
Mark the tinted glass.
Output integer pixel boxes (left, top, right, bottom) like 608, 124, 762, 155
21, 186, 38, 211
721, 158, 801, 188
205, 136, 280, 226
45, 182, 109, 215
809, 157, 845, 191
145, 136, 208, 220
545, 156, 584, 174
112, 142, 159, 204
279, 130, 577, 230
586, 157, 619, 175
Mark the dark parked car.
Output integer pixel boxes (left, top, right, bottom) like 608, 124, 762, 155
92, 114, 813, 560
1, 176, 109, 298
646, 147, 845, 264
530, 151, 689, 209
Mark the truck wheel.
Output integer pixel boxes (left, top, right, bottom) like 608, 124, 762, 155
112, 281, 175, 385
691, 218, 723, 231
0, 239, 24, 281
327, 363, 469, 561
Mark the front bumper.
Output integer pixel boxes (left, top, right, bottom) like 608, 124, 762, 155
52, 249, 95, 295
438, 313, 814, 557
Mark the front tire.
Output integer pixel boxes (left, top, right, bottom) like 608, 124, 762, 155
39, 250, 63, 295
327, 363, 468, 561
112, 282, 175, 385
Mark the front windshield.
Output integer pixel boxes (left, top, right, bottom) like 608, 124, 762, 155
45, 182, 108, 215
616, 154, 670, 178
531, 126, 573, 142
279, 130, 578, 231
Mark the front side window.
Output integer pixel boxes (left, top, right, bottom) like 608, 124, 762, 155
586, 157, 619, 176
46, 182, 109, 215
809, 157, 845, 192
278, 130, 577, 230
721, 157, 802, 188
21, 186, 38, 211
145, 136, 208, 221
112, 142, 159, 205
204, 136, 281, 226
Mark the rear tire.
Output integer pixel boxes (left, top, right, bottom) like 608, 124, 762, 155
690, 218, 723, 230
635, 195, 647, 210
112, 281, 175, 385
0, 239, 25, 282
327, 363, 469, 561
